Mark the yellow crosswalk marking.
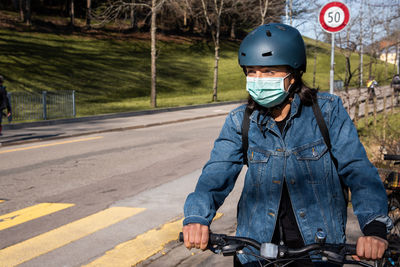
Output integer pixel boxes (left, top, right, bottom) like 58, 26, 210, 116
0, 207, 145, 266
0, 203, 74, 231
84, 213, 223, 267
0, 136, 103, 154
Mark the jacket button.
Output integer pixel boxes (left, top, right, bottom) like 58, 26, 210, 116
299, 212, 306, 218
290, 179, 295, 185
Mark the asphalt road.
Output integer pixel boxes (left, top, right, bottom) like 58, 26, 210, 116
0, 102, 368, 266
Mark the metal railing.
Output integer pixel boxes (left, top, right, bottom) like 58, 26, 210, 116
7, 90, 76, 122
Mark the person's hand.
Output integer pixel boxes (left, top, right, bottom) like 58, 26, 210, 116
352, 236, 388, 261
182, 223, 209, 250
7, 112, 11, 117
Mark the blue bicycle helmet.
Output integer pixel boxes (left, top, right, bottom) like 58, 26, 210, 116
238, 23, 306, 72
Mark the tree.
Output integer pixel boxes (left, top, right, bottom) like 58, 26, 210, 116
86, 0, 92, 28
70, 0, 75, 27
17, 0, 31, 25
93, 0, 166, 108
200, 0, 224, 102
19, 0, 24, 22
259, 0, 269, 25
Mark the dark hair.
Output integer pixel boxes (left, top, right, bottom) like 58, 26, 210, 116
247, 69, 318, 112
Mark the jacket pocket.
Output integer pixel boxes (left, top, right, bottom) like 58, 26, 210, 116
248, 147, 271, 164
293, 139, 329, 184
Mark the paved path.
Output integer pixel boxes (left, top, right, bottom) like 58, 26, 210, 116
0, 101, 244, 146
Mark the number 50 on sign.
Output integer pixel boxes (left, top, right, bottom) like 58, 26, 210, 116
319, 1, 350, 33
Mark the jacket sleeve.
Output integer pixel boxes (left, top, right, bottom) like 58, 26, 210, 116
183, 110, 244, 226
328, 96, 392, 232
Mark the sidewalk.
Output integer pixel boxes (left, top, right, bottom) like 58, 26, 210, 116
0, 101, 244, 147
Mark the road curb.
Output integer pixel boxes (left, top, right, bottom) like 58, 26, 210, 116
0, 112, 230, 147
3, 100, 244, 130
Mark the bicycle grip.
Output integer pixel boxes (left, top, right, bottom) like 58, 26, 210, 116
344, 244, 357, 255
384, 154, 400, 161
179, 232, 184, 242
345, 243, 392, 258
178, 232, 221, 244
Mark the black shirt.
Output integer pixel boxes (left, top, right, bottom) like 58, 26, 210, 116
271, 115, 313, 267
272, 115, 306, 248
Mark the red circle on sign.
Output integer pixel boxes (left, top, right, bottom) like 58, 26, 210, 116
319, 1, 350, 33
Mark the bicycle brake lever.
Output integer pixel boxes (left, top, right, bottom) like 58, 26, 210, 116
342, 259, 375, 267
220, 242, 246, 256
322, 250, 345, 265
208, 240, 246, 256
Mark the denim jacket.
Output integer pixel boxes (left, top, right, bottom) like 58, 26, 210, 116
183, 93, 391, 264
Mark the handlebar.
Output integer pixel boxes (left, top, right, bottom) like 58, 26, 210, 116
179, 232, 399, 267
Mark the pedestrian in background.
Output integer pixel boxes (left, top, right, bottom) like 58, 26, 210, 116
391, 74, 400, 100
0, 75, 12, 136
366, 77, 378, 102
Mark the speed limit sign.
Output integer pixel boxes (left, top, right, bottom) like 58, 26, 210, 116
319, 1, 350, 33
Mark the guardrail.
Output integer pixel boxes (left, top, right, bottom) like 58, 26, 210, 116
7, 90, 76, 122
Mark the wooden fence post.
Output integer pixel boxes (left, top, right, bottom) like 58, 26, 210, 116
373, 94, 377, 128
383, 91, 387, 141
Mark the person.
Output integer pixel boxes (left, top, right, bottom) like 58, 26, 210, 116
391, 74, 400, 97
366, 77, 378, 101
0, 75, 12, 136
182, 23, 392, 266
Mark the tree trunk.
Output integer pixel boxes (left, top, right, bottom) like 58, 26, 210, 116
383, 90, 387, 140
212, 24, 220, 102
230, 18, 236, 39
19, 0, 24, 22
373, 94, 377, 128
130, 5, 136, 29
25, 0, 31, 26
259, 0, 269, 25
150, 0, 157, 108
70, 0, 75, 27
183, 9, 187, 27
364, 93, 369, 128
86, 0, 91, 28
345, 56, 352, 113
384, 47, 389, 81
368, 56, 373, 79
313, 39, 317, 88
394, 44, 399, 74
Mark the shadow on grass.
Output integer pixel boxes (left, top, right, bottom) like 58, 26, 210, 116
0, 29, 212, 109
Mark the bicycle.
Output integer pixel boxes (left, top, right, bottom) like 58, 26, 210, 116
383, 154, 400, 239
179, 231, 400, 267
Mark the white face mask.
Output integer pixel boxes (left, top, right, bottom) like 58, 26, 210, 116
246, 73, 290, 108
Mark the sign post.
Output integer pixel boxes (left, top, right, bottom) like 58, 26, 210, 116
319, 1, 350, 94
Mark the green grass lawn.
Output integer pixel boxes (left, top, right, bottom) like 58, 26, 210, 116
0, 14, 397, 117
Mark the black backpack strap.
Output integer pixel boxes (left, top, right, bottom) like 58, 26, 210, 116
312, 98, 332, 151
242, 106, 252, 166
312, 98, 349, 202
